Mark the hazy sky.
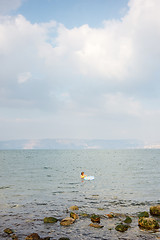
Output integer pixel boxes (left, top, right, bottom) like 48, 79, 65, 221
0, 0, 160, 142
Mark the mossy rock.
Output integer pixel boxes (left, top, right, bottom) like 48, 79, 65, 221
124, 216, 132, 224
138, 211, 149, 218
70, 212, 79, 219
91, 214, 100, 223
115, 224, 129, 232
4, 228, 14, 234
11, 234, 18, 240
25, 233, 40, 240
44, 217, 58, 223
69, 205, 79, 211
150, 205, 160, 216
138, 217, 159, 230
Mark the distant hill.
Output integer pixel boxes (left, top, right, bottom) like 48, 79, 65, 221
0, 139, 144, 149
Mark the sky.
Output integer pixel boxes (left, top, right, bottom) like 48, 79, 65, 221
0, 0, 160, 142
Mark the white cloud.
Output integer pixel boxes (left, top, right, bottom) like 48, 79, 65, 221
0, 0, 23, 14
18, 72, 32, 83
0, 0, 160, 141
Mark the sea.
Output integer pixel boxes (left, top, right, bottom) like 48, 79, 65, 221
0, 149, 160, 240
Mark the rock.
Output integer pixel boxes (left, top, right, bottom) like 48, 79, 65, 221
80, 213, 90, 217
69, 205, 79, 211
91, 214, 100, 223
138, 211, 149, 218
115, 224, 129, 232
70, 212, 79, 219
105, 213, 114, 218
44, 217, 58, 223
150, 205, 160, 216
89, 223, 104, 228
42, 238, 50, 240
25, 233, 40, 240
59, 238, 70, 240
138, 217, 159, 230
124, 216, 132, 224
106, 212, 126, 218
4, 228, 14, 234
60, 217, 75, 226
11, 234, 18, 240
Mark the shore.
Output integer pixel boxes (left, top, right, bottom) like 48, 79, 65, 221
1, 205, 160, 240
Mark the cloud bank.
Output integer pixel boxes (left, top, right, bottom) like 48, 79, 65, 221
0, 0, 160, 141
0, 0, 23, 14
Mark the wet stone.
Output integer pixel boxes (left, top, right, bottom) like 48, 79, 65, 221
80, 213, 90, 217
89, 223, 104, 228
138, 211, 149, 218
60, 217, 75, 226
44, 217, 58, 223
115, 224, 129, 232
150, 205, 160, 216
70, 212, 79, 219
69, 205, 79, 211
91, 214, 100, 223
59, 237, 70, 240
11, 234, 18, 240
4, 228, 14, 234
138, 217, 159, 230
124, 216, 132, 224
25, 233, 40, 240
58, 238, 70, 240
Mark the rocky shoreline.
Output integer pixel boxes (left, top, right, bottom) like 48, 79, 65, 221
2, 205, 160, 240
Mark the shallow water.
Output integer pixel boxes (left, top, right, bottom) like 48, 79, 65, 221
0, 149, 160, 239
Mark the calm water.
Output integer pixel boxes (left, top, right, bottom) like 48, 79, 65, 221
0, 149, 160, 239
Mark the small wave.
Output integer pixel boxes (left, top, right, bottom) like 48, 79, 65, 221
52, 191, 65, 194
36, 203, 48, 206
0, 186, 11, 190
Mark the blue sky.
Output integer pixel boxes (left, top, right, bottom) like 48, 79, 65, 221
0, 0, 160, 144
14, 0, 129, 28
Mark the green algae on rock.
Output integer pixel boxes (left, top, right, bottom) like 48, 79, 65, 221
138, 211, 149, 218
150, 205, 160, 216
25, 233, 40, 240
138, 217, 159, 230
4, 228, 14, 234
115, 224, 129, 232
91, 214, 100, 223
70, 212, 79, 219
44, 217, 58, 223
11, 234, 18, 240
124, 216, 132, 224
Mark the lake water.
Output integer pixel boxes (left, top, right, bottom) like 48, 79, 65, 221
0, 149, 160, 239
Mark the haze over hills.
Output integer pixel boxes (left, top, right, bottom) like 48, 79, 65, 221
0, 139, 150, 150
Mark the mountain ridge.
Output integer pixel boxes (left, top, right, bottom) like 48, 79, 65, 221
0, 138, 145, 149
